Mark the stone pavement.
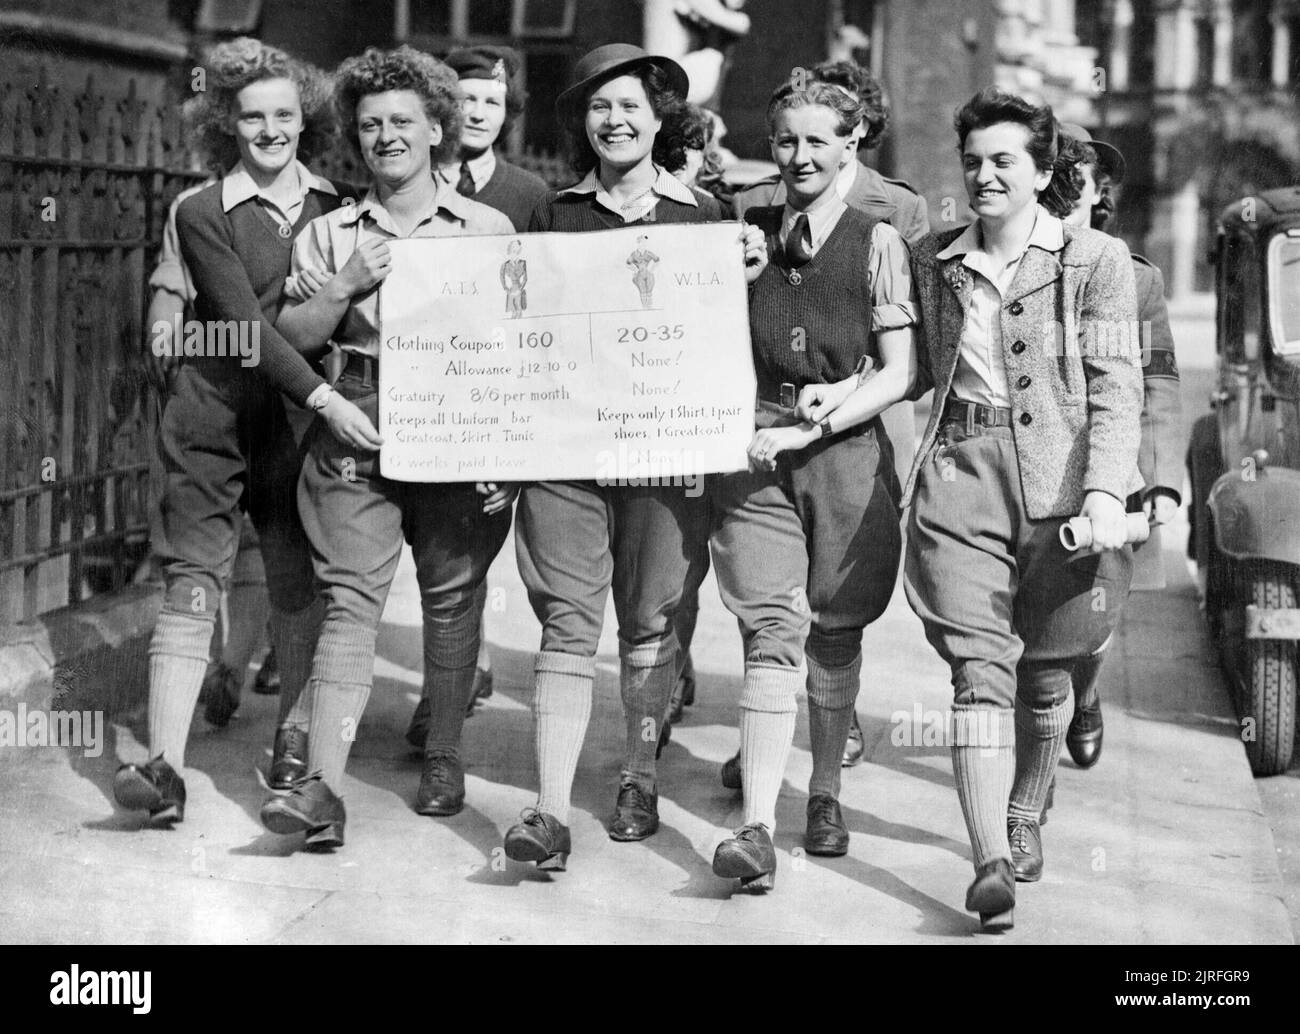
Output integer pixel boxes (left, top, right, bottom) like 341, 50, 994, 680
0, 513, 1291, 944
0, 295, 1292, 944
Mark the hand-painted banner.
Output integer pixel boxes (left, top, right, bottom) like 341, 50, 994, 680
378, 222, 755, 483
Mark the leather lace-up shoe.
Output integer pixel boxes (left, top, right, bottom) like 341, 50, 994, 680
253, 647, 281, 695
1066, 699, 1103, 768
841, 711, 864, 767
720, 750, 742, 790
966, 858, 1015, 930
200, 662, 241, 728
804, 794, 849, 856
405, 696, 431, 750
259, 772, 346, 848
268, 726, 308, 791
609, 775, 658, 841
1008, 818, 1043, 882
712, 822, 777, 892
504, 809, 571, 871
416, 751, 465, 816
113, 754, 186, 822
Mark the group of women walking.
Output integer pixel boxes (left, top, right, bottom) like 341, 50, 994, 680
114, 31, 1178, 931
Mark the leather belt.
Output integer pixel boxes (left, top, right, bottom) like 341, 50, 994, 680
942, 397, 1013, 433
342, 351, 377, 387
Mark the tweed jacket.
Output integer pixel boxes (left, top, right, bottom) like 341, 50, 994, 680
903, 211, 1143, 519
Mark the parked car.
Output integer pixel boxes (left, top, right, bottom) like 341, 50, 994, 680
1187, 186, 1300, 776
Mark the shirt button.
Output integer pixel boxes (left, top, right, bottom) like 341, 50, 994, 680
1011, 339, 1026, 354
1017, 375, 1031, 389
1008, 301, 1023, 315
1019, 412, 1033, 426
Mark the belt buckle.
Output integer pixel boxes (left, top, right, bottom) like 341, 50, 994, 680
779, 382, 796, 409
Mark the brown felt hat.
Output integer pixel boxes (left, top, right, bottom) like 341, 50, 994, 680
1058, 122, 1126, 185
555, 43, 688, 117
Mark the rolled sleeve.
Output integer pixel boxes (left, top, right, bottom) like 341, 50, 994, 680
149, 200, 194, 302
868, 222, 919, 331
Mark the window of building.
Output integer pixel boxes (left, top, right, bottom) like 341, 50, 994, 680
1195, 15, 1215, 89
1128, 0, 1155, 88
1231, 0, 1271, 83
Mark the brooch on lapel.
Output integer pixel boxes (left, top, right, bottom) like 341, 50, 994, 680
943, 264, 970, 294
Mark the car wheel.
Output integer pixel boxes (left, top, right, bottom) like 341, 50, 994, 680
1237, 560, 1298, 776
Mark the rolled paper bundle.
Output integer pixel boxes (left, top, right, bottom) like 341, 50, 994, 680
1059, 513, 1151, 551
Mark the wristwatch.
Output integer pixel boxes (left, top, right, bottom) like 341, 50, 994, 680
819, 418, 833, 439
308, 384, 333, 412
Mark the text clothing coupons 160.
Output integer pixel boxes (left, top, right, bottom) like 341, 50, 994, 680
378, 222, 756, 483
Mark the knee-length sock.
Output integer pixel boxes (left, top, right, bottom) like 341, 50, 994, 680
1072, 638, 1110, 712
148, 611, 218, 769
533, 651, 595, 824
1008, 696, 1071, 823
304, 624, 375, 790
271, 599, 323, 730
422, 599, 481, 761
620, 634, 678, 783
738, 664, 801, 832
806, 653, 862, 799
950, 705, 1016, 869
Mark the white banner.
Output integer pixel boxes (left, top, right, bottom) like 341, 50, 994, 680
377, 222, 756, 483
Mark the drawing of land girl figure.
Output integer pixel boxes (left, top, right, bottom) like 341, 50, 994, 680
500, 238, 527, 318
627, 234, 659, 307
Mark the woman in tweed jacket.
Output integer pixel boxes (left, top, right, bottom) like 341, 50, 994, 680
902, 88, 1143, 930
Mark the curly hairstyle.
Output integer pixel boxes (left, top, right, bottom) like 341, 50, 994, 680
953, 87, 1058, 173
334, 46, 463, 167
182, 37, 335, 174
766, 79, 866, 139
563, 62, 688, 175
1039, 136, 1094, 219
811, 59, 889, 150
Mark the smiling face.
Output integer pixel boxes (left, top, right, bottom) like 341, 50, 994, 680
460, 76, 508, 153
230, 77, 303, 178
357, 90, 441, 188
585, 74, 661, 173
962, 121, 1052, 224
770, 103, 853, 207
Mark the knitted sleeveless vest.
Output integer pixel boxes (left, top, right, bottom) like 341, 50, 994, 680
744, 204, 880, 401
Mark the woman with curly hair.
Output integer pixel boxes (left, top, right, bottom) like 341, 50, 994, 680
903, 89, 1141, 928
113, 37, 356, 824
502, 43, 766, 872
256, 47, 515, 848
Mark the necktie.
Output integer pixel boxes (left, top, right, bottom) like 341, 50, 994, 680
456, 160, 476, 197
786, 213, 813, 267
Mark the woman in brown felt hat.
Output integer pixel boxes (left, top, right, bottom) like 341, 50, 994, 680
502, 43, 767, 873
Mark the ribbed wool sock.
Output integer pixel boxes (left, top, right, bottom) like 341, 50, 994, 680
271, 599, 323, 729
806, 653, 862, 799
950, 705, 1016, 869
620, 635, 678, 782
473, 581, 492, 672
305, 623, 375, 790
148, 611, 218, 770
533, 651, 595, 824
738, 663, 801, 832
1072, 638, 1110, 712
1008, 696, 1072, 823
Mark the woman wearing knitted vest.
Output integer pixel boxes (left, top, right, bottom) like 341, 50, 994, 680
257, 47, 516, 847
502, 44, 766, 871
903, 89, 1142, 929
113, 38, 357, 823
704, 79, 919, 891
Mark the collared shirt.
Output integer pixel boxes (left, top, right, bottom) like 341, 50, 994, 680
557, 164, 698, 223
779, 197, 919, 331
439, 147, 497, 193
220, 160, 336, 230
287, 183, 513, 358
938, 205, 1066, 407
